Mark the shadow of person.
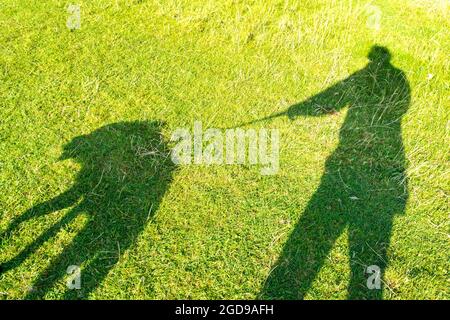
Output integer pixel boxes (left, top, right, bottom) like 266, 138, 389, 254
259, 46, 410, 299
0, 120, 175, 299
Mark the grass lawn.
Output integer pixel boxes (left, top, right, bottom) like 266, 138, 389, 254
0, 0, 448, 299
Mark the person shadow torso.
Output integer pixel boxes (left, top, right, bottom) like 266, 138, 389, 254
260, 46, 410, 299
1, 120, 175, 299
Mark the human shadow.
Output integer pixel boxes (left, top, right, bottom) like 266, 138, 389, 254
259, 46, 410, 299
0, 120, 175, 299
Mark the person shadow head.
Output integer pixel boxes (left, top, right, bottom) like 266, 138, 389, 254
259, 45, 410, 299
0, 120, 175, 299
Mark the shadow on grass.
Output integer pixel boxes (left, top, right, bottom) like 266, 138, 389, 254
1, 120, 175, 299
259, 46, 410, 299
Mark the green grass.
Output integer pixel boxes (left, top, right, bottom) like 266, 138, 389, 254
0, 0, 448, 299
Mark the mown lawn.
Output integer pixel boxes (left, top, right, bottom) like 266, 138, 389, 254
0, 0, 448, 299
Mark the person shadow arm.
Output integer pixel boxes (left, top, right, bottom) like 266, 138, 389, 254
287, 75, 355, 119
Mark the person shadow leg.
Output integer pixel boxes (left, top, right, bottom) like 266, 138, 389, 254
346, 189, 406, 299
347, 219, 392, 300
259, 173, 348, 299
260, 172, 401, 300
